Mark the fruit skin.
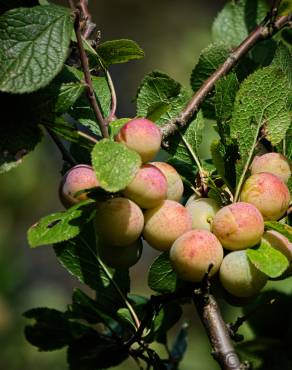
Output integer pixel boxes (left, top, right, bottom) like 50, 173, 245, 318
143, 200, 192, 251
59, 164, 99, 208
263, 230, 292, 261
251, 152, 291, 184
219, 250, 268, 298
95, 197, 144, 246
240, 172, 290, 220
123, 164, 167, 209
98, 239, 143, 268
115, 118, 161, 163
212, 202, 264, 250
185, 197, 220, 231
170, 229, 224, 282
150, 162, 184, 201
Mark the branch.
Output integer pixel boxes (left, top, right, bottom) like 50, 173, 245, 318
73, 6, 109, 138
161, 14, 291, 139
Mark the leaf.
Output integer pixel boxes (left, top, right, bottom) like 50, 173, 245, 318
91, 139, 141, 192
212, 0, 268, 48
136, 71, 190, 126
148, 252, 184, 294
247, 239, 289, 278
24, 307, 90, 351
265, 221, 292, 243
97, 39, 144, 67
152, 302, 182, 344
54, 225, 130, 313
170, 323, 188, 365
27, 200, 96, 248
146, 101, 171, 122
230, 66, 290, 185
0, 5, 73, 93
109, 118, 130, 139
117, 308, 136, 330
190, 43, 229, 118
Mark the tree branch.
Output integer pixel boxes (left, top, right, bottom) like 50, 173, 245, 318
73, 6, 109, 138
161, 14, 291, 139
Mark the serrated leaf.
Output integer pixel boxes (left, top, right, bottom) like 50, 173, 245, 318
97, 39, 144, 67
54, 225, 130, 313
136, 71, 190, 126
24, 307, 90, 351
190, 43, 229, 119
109, 118, 130, 139
148, 252, 184, 294
230, 66, 290, 184
27, 199, 96, 248
212, 0, 268, 48
265, 221, 292, 243
247, 239, 289, 278
0, 5, 73, 93
91, 139, 141, 192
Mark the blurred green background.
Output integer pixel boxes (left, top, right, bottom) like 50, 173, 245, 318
1, 1, 291, 369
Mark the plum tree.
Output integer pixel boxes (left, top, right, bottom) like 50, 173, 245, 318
143, 200, 192, 251
115, 118, 161, 163
95, 197, 144, 246
212, 202, 264, 250
250, 152, 291, 183
150, 162, 184, 201
185, 197, 220, 231
59, 164, 99, 208
170, 229, 224, 282
98, 239, 143, 268
240, 172, 291, 220
123, 164, 167, 209
219, 250, 268, 297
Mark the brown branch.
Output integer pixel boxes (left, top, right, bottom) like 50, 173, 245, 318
161, 14, 291, 139
73, 7, 109, 138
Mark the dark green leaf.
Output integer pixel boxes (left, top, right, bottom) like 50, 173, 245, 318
117, 308, 136, 330
148, 252, 184, 294
27, 200, 96, 248
153, 302, 182, 344
24, 307, 90, 351
0, 5, 73, 93
247, 239, 289, 278
170, 323, 188, 365
91, 139, 141, 192
97, 39, 144, 67
265, 221, 292, 243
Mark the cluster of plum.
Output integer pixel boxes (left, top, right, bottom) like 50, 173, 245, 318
59, 118, 292, 299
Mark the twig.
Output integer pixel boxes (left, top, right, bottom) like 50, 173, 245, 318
161, 14, 291, 139
79, 0, 96, 39
77, 130, 98, 143
105, 69, 118, 123
73, 7, 109, 138
46, 128, 77, 166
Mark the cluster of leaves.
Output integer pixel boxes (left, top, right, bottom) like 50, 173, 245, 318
0, 0, 292, 369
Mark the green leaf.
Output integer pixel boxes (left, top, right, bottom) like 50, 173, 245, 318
91, 139, 141, 192
136, 71, 190, 126
0, 5, 73, 93
230, 67, 290, 185
247, 239, 289, 278
148, 252, 184, 294
265, 221, 292, 243
212, 0, 268, 48
117, 308, 136, 330
146, 101, 171, 122
97, 39, 144, 67
190, 43, 229, 118
152, 302, 182, 344
27, 200, 96, 248
109, 118, 130, 139
24, 307, 90, 351
170, 323, 188, 364
54, 225, 130, 313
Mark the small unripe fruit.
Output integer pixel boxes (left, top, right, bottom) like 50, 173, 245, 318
251, 152, 291, 183
98, 239, 143, 268
263, 230, 292, 261
59, 164, 99, 208
212, 202, 264, 250
123, 164, 167, 209
240, 173, 290, 220
143, 200, 192, 251
96, 197, 144, 246
186, 197, 220, 231
170, 230, 224, 282
115, 118, 161, 163
219, 250, 268, 297
150, 162, 184, 201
